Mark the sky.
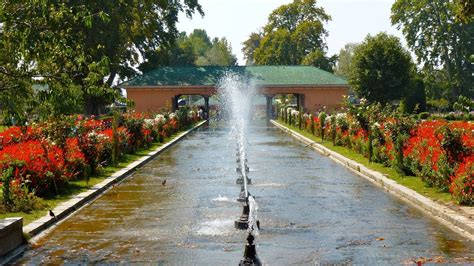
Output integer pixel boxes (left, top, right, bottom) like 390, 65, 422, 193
177, 0, 406, 65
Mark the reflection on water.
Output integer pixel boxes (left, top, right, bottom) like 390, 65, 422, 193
14, 121, 474, 264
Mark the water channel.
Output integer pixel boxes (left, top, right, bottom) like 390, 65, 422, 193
14, 121, 474, 264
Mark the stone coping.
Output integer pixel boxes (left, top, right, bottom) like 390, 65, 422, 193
271, 120, 474, 241
23, 120, 207, 239
0, 218, 23, 260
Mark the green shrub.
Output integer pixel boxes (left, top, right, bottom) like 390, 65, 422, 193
418, 112, 430, 120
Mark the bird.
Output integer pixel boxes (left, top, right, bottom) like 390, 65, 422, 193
49, 210, 56, 220
162, 179, 166, 186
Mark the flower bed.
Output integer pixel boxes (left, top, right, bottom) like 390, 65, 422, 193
279, 105, 473, 205
0, 109, 200, 212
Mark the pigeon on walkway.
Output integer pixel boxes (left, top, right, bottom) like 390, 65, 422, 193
162, 179, 166, 186
49, 210, 56, 220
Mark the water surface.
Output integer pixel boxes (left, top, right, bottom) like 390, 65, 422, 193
14, 122, 474, 264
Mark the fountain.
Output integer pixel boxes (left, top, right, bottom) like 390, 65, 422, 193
217, 72, 261, 265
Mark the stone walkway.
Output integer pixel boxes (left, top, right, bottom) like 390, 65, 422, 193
271, 120, 474, 241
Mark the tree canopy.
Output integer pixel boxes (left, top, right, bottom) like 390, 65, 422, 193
0, 1, 203, 118
241, 32, 262, 66
139, 29, 237, 72
349, 33, 415, 105
334, 43, 359, 78
391, 0, 473, 100
454, 0, 473, 23
242, 0, 335, 72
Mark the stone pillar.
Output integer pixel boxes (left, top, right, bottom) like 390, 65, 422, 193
299, 94, 305, 112
265, 95, 273, 120
296, 94, 305, 112
171, 95, 179, 111
204, 96, 210, 119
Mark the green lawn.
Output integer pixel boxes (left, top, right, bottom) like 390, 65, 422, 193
0, 129, 189, 225
277, 120, 453, 204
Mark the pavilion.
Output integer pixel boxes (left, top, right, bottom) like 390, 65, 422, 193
119, 66, 349, 118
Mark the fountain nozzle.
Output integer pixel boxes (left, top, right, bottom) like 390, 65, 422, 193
237, 185, 247, 202
239, 233, 261, 266
236, 175, 251, 185
235, 196, 260, 230
235, 200, 250, 229
236, 165, 250, 173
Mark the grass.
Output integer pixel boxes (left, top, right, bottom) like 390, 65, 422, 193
0, 127, 192, 225
0, 125, 7, 132
277, 120, 453, 204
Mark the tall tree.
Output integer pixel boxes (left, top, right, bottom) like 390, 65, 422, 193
254, 29, 294, 65
0, 1, 203, 115
245, 0, 335, 72
187, 29, 212, 57
139, 29, 237, 69
139, 32, 197, 72
391, 0, 473, 99
0, 26, 34, 124
242, 32, 262, 66
334, 43, 359, 78
204, 38, 237, 66
349, 33, 415, 104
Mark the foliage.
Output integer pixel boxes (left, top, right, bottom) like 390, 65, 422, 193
391, 0, 474, 100
453, 95, 473, 113
0, 37, 34, 125
318, 111, 327, 140
0, 110, 200, 212
140, 29, 237, 71
244, 0, 335, 72
139, 32, 197, 71
400, 76, 427, 114
1, 166, 14, 209
349, 33, 415, 104
0, 165, 48, 214
0, 1, 203, 115
334, 43, 359, 78
427, 98, 450, 113
454, 0, 473, 23
242, 32, 262, 66
280, 102, 474, 205
202, 38, 237, 66
450, 158, 473, 204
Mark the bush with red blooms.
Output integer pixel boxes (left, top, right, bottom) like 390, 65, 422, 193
0, 108, 200, 212
280, 100, 473, 205
0, 126, 41, 149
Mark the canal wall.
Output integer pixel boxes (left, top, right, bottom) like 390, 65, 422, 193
271, 120, 474, 241
0, 218, 23, 258
0, 120, 207, 262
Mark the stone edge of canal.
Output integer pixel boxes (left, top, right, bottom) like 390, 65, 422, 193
0, 120, 208, 264
270, 119, 474, 241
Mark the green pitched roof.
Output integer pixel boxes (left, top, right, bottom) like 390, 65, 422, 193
119, 66, 348, 87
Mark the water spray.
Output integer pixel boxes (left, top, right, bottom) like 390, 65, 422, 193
217, 72, 261, 264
